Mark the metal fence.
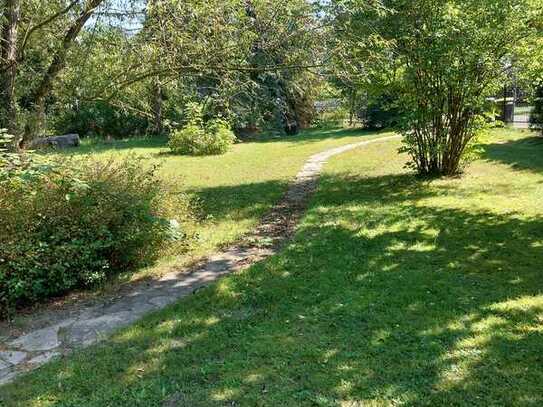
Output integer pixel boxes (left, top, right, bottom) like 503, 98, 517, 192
497, 87, 534, 128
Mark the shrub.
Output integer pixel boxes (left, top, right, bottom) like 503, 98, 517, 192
362, 94, 401, 130
52, 101, 149, 139
168, 103, 236, 156
168, 120, 236, 156
336, 0, 539, 175
0, 151, 192, 315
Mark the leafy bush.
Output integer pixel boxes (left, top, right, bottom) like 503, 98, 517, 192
362, 94, 402, 130
0, 150, 192, 315
168, 103, 236, 155
53, 101, 149, 139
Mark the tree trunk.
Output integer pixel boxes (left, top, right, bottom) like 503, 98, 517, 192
0, 0, 21, 135
151, 79, 163, 134
349, 89, 355, 126
22, 0, 104, 146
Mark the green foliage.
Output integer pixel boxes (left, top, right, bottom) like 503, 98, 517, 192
531, 85, 543, 136
168, 104, 236, 155
53, 101, 149, 139
2, 1, 323, 141
0, 128, 51, 179
0, 129, 23, 172
0, 155, 192, 314
153, 0, 322, 136
362, 94, 402, 130
332, 0, 543, 175
313, 107, 349, 129
513, 36, 543, 92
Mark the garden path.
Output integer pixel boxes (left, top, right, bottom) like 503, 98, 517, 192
0, 135, 400, 385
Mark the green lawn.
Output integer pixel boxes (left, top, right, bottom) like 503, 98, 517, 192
3, 128, 543, 405
56, 128, 390, 282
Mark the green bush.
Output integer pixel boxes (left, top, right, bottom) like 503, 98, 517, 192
168, 103, 236, 155
362, 94, 402, 130
0, 150, 192, 315
53, 101, 150, 139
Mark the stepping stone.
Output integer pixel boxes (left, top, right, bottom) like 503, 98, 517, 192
148, 296, 177, 308
66, 311, 133, 346
0, 351, 27, 366
9, 326, 60, 352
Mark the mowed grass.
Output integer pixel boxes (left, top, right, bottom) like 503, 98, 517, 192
2, 129, 543, 405
54, 128, 390, 280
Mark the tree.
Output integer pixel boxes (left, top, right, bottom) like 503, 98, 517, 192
0, 0, 21, 134
225, 0, 322, 135
1, 0, 324, 143
332, 0, 543, 175
0, 0, 110, 143
85, 0, 324, 137
531, 84, 543, 135
0, 0, 107, 146
25, 0, 104, 143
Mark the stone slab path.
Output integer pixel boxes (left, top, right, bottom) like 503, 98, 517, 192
0, 135, 399, 386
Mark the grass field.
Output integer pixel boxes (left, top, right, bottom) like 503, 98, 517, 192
2, 128, 543, 405
57, 128, 390, 283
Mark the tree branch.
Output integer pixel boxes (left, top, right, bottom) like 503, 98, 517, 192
19, 0, 80, 60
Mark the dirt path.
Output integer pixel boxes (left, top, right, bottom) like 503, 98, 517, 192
0, 135, 400, 385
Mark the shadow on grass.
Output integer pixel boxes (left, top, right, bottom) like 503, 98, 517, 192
3, 173, 543, 405
482, 135, 543, 173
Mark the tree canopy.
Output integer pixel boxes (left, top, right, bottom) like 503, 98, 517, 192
1, 0, 542, 172
1, 0, 325, 143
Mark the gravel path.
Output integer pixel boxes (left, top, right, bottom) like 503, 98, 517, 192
0, 135, 400, 386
